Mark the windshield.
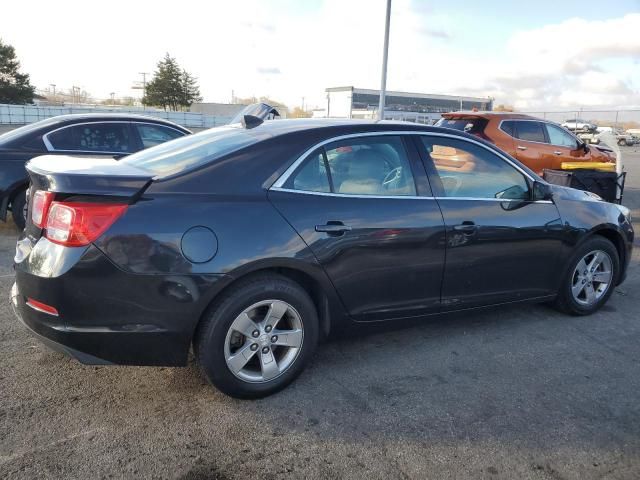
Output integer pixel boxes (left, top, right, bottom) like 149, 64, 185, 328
121, 125, 267, 177
0, 117, 61, 146
435, 117, 488, 134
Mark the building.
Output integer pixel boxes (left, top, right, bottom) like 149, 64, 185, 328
324, 86, 492, 124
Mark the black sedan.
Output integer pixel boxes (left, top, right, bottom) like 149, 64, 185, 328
0, 113, 190, 228
11, 118, 633, 398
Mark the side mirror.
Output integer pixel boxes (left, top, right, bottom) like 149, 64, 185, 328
533, 181, 553, 201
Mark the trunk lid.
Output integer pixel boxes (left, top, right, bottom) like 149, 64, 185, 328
24, 155, 153, 238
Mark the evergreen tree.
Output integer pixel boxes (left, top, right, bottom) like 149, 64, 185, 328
0, 39, 35, 104
143, 54, 201, 111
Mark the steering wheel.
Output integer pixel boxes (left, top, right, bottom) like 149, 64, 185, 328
382, 167, 403, 189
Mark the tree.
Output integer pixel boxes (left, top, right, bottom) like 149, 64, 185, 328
181, 69, 202, 108
143, 54, 201, 111
0, 39, 35, 104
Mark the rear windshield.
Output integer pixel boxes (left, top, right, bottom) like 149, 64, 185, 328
121, 125, 267, 177
435, 117, 488, 134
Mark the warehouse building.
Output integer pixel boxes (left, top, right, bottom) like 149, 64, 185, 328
322, 86, 492, 124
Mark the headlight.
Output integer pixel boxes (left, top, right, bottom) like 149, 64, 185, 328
616, 204, 631, 223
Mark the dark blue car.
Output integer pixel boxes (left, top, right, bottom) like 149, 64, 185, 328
0, 113, 190, 228
11, 117, 633, 398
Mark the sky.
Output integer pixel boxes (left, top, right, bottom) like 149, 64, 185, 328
1, 0, 639, 111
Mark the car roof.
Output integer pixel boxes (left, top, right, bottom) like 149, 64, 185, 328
232, 118, 445, 138
42, 113, 189, 129
441, 111, 539, 120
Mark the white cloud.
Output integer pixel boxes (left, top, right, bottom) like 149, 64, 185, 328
0, 2, 638, 111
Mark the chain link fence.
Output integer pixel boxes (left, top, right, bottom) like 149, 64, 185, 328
0, 104, 231, 130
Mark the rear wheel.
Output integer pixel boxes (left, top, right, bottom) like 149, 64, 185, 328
11, 189, 27, 230
195, 273, 319, 398
553, 237, 619, 315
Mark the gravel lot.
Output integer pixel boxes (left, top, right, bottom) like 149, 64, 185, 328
1, 149, 640, 480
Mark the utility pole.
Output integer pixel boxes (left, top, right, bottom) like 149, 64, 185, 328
301, 97, 305, 111
110, 92, 115, 104
49, 84, 56, 97
377, 0, 392, 121
139, 72, 149, 108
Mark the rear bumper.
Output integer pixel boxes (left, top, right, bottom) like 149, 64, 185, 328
13, 242, 230, 366
12, 283, 114, 364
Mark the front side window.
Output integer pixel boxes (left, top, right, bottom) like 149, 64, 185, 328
47, 123, 132, 153
135, 123, 185, 148
545, 123, 578, 148
421, 137, 529, 200
515, 121, 546, 143
286, 136, 417, 196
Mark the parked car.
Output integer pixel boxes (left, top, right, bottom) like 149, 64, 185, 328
0, 114, 191, 229
436, 112, 615, 175
12, 119, 633, 398
561, 118, 598, 132
596, 127, 635, 147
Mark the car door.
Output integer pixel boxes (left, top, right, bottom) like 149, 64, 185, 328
43, 121, 136, 158
543, 122, 587, 166
415, 134, 565, 311
511, 120, 559, 174
269, 133, 446, 321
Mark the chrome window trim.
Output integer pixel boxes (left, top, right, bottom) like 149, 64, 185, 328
498, 119, 580, 148
270, 187, 432, 200
42, 120, 186, 154
434, 196, 553, 204
270, 187, 553, 204
271, 131, 537, 197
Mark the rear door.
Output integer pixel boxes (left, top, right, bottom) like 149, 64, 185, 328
269, 133, 446, 321
415, 134, 565, 310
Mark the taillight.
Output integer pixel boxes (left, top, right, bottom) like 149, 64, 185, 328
26, 298, 59, 316
31, 190, 55, 228
45, 202, 128, 247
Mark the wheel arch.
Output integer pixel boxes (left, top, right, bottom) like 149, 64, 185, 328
192, 260, 348, 345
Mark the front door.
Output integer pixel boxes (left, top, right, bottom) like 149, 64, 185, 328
269, 134, 446, 321
415, 134, 565, 310
511, 120, 560, 174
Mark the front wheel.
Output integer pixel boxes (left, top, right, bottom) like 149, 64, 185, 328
553, 237, 619, 315
195, 274, 319, 399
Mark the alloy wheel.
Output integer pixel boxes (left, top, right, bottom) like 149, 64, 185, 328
224, 300, 304, 383
571, 250, 613, 306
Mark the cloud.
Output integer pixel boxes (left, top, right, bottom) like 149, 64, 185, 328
416, 27, 451, 40
256, 67, 282, 75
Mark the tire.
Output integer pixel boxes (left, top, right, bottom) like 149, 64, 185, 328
194, 273, 319, 399
618, 138, 626, 146
553, 237, 619, 316
11, 189, 27, 230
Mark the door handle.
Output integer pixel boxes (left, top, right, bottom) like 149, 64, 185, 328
553, 151, 562, 155
453, 221, 477, 234
517, 145, 527, 151
315, 221, 352, 236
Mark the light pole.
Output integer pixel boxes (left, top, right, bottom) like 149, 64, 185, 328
139, 72, 149, 109
377, 0, 392, 121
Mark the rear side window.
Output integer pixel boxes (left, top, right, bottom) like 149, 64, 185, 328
436, 117, 488, 134
134, 123, 185, 148
46, 123, 133, 153
515, 121, 546, 143
122, 125, 265, 177
286, 136, 417, 196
